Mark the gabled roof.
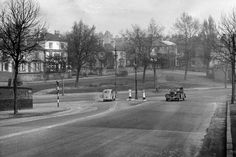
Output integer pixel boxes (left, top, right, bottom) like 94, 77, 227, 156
161, 40, 176, 46
114, 39, 126, 51
32, 44, 45, 51
152, 39, 176, 47
41, 32, 65, 42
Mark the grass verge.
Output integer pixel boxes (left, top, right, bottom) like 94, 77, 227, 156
197, 102, 226, 157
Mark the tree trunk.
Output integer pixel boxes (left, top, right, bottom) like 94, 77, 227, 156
231, 34, 236, 104
75, 65, 81, 88
13, 62, 19, 115
184, 51, 189, 80
231, 62, 235, 104
142, 65, 147, 85
100, 61, 103, 76
61, 74, 65, 96
206, 61, 210, 78
184, 60, 188, 80
224, 70, 227, 88
43, 50, 47, 82
153, 63, 157, 92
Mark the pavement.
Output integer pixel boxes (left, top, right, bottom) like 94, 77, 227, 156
0, 98, 109, 122
0, 103, 69, 120
229, 102, 236, 157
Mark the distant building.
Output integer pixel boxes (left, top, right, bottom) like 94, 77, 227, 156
190, 39, 205, 71
38, 31, 68, 73
0, 31, 69, 81
0, 53, 13, 72
151, 39, 178, 68
113, 38, 127, 68
99, 33, 127, 69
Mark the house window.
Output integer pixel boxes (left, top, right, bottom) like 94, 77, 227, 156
49, 42, 53, 49
28, 63, 31, 72
21, 64, 26, 71
4, 63, 8, 71
34, 63, 39, 72
35, 52, 39, 60
60, 43, 64, 49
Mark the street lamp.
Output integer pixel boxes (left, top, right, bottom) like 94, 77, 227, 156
114, 46, 118, 94
150, 48, 159, 92
134, 48, 138, 99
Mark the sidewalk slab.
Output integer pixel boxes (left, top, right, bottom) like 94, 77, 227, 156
230, 103, 236, 156
227, 102, 233, 157
0, 103, 68, 120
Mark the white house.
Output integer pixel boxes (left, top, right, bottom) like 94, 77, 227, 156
38, 31, 68, 73
0, 31, 69, 81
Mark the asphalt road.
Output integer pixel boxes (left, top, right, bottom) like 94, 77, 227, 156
0, 88, 229, 157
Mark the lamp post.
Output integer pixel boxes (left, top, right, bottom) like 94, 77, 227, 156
150, 48, 159, 92
114, 46, 118, 94
134, 48, 138, 99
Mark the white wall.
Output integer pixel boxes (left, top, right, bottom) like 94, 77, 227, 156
44, 41, 67, 50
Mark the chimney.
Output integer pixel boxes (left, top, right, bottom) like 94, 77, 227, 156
54, 30, 60, 37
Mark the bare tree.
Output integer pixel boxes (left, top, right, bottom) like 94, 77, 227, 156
67, 21, 98, 87
0, 0, 44, 114
220, 63, 229, 89
212, 47, 230, 88
124, 25, 146, 74
217, 9, 236, 104
174, 12, 200, 80
200, 16, 218, 77
146, 19, 164, 91
123, 25, 146, 98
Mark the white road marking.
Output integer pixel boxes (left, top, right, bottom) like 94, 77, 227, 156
0, 103, 117, 140
0, 106, 98, 127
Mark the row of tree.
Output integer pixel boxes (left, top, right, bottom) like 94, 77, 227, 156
65, 9, 236, 104
173, 10, 236, 104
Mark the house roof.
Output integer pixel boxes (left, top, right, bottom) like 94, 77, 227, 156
114, 38, 126, 51
161, 40, 176, 46
152, 39, 176, 47
41, 32, 65, 42
33, 44, 45, 51
104, 39, 126, 52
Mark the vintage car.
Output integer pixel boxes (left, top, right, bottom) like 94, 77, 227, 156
165, 87, 186, 101
102, 89, 116, 101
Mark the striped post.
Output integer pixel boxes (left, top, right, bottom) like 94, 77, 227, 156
129, 89, 132, 101
56, 81, 60, 107
143, 90, 146, 101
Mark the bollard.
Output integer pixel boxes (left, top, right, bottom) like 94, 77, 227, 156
128, 89, 132, 101
56, 81, 60, 107
143, 90, 146, 101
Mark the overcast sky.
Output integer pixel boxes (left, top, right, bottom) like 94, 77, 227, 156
2, 0, 236, 35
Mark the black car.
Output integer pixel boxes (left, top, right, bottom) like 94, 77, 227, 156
165, 87, 186, 101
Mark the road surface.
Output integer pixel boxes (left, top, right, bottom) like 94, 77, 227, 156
0, 88, 229, 157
